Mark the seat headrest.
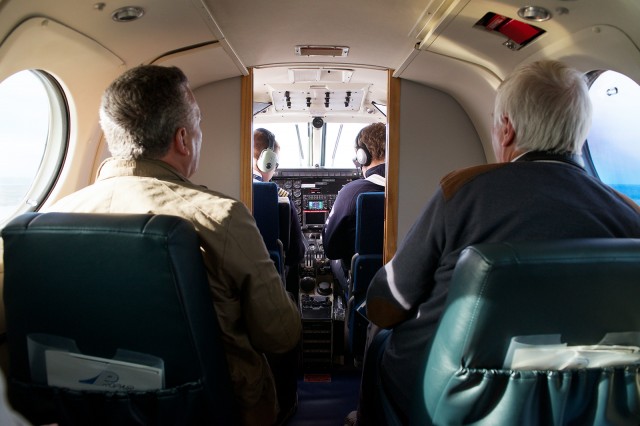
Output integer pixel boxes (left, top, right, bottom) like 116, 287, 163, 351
355, 192, 384, 255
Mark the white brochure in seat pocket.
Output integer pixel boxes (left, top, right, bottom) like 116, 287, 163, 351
45, 350, 164, 391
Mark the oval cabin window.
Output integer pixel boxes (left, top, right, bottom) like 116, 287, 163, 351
585, 70, 640, 205
0, 70, 68, 225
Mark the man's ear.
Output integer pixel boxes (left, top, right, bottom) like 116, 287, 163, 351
173, 127, 189, 155
500, 115, 516, 147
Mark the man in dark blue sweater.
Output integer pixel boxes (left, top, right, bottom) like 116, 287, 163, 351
361, 59, 640, 424
322, 122, 386, 294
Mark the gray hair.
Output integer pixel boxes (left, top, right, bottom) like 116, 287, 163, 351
99, 65, 196, 159
493, 59, 593, 154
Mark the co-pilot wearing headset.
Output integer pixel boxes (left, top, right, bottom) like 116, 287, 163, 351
322, 122, 387, 295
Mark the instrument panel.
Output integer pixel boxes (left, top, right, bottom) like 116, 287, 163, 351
272, 168, 360, 230
272, 169, 359, 368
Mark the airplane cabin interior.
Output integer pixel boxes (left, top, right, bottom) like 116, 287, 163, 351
1, 0, 640, 424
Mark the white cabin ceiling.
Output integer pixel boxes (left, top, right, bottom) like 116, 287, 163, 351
2, 0, 640, 123
412, 0, 640, 80
200, 0, 425, 70
2, 0, 640, 83
0, 0, 217, 69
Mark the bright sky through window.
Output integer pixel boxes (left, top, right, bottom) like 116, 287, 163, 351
0, 71, 50, 221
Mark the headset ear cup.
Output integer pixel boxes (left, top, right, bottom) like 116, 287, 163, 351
355, 146, 371, 167
257, 148, 278, 172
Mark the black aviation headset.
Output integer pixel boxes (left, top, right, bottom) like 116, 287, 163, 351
256, 128, 279, 173
354, 128, 372, 167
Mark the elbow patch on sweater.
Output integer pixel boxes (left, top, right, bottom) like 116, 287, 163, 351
440, 163, 505, 201
366, 297, 410, 329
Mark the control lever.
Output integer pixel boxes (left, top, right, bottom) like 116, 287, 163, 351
316, 235, 324, 259
305, 233, 316, 268
306, 232, 325, 267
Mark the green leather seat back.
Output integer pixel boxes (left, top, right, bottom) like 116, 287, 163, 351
2, 212, 237, 425
416, 239, 640, 425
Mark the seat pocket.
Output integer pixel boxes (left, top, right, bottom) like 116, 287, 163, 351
9, 378, 208, 426
428, 366, 640, 426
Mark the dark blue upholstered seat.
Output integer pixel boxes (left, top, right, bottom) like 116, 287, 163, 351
347, 192, 384, 362
2, 212, 238, 425
253, 181, 285, 281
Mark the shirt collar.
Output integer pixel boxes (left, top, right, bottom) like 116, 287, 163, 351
514, 150, 585, 169
364, 163, 386, 178
511, 151, 530, 162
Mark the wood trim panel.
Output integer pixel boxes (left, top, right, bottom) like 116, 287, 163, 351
384, 70, 400, 263
240, 68, 253, 210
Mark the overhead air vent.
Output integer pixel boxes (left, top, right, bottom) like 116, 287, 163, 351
111, 6, 145, 22
288, 67, 354, 83
517, 6, 552, 22
295, 46, 350, 57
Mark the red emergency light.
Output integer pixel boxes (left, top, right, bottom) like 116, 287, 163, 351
475, 12, 545, 49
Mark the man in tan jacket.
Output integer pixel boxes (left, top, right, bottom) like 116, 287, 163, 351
45, 65, 301, 425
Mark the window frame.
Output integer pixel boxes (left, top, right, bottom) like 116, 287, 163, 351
0, 69, 69, 226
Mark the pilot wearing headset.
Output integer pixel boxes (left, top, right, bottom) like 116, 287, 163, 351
253, 128, 281, 187
322, 122, 386, 294
252, 128, 305, 278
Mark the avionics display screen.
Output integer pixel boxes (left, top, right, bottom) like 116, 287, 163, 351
308, 201, 324, 210
304, 210, 327, 226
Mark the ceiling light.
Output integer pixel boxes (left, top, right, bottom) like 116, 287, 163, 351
517, 6, 552, 22
295, 46, 349, 57
112, 6, 145, 22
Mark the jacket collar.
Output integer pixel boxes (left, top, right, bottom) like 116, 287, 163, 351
96, 158, 191, 183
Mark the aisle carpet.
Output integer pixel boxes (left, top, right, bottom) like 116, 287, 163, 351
286, 369, 361, 426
